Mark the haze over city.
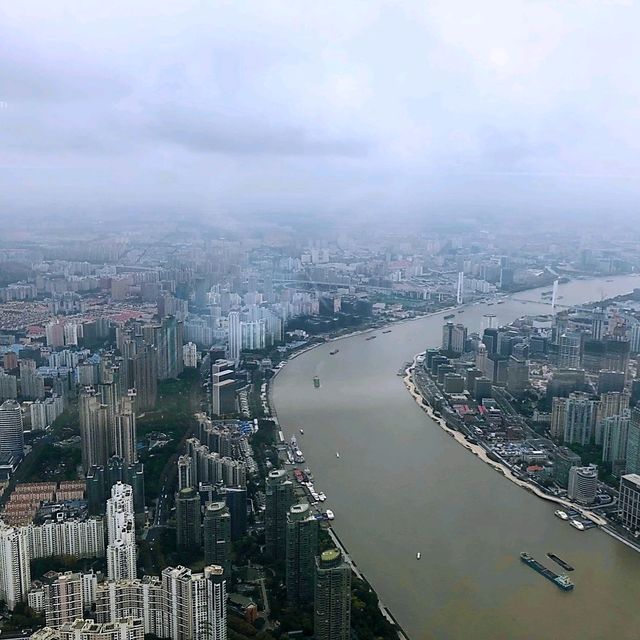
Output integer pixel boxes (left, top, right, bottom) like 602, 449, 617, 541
2, 0, 640, 223
2, 3, 640, 640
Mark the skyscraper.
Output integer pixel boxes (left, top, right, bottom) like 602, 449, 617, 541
203, 501, 231, 576
558, 332, 582, 369
567, 465, 598, 505
177, 455, 193, 490
314, 549, 351, 640
602, 411, 630, 470
113, 398, 136, 464
286, 502, 318, 606
265, 469, 294, 561
106, 482, 136, 581
227, 312, 241, 363
563, 393, 598, 446
176, 487, 201, 550
0, 523, 30, 610
79, 389, 110, 472
161, 565, 227, 640
619, 474, 640, 533
626, 409, 640, 475
0, 399, 24, 459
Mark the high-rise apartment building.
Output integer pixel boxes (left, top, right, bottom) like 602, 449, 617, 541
286, 502, 318, 606
0, 523, 31, 609
596, 391, 630, 445
106, 483, 136, 581
602, 411, 630, 469
113, 399, 136, 465
0, 399, 24, 459
79, 390, 110, 472
32, 618, 145, 640
314, 549, 351, 640
563, 393, 598, 446
162, 565, 227, 640
203, 502, 231, 576
176, 487, 201, 550
626, 409, 640, 475
42, 572, 84, 628
558, 332, 582, 369
441, 322, 467, 356
265, 469, 294, 561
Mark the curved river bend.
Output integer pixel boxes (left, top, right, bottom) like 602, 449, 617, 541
273, 275, 640, 640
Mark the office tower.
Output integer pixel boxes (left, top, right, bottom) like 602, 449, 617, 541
211, 380, 236, 416
602, 412, 630, 470
79, 390, 110, 472
0, 523, 31, 609
177, 455, 193, 490
567, 465, 598, 505
203, 502, 231, 575
0, 371, 17, 401
597, 370, 625, 394
227, 312, 241, 362
265, 469, 294, 561
546, 369, 586, 402
441, 322, 467, 356
314, 549, 351, 640
161, 565, 227, 640
32, 618, 145, 640
619, 474, 640, 533
43, 572, 84, 628
113, 399, 136, 465
0, 399, 24, 459
552, 447, 582, 488
596, 391, 630, 444
563, 393, 598, 446
220, 487, 247, 541
106, 483, 136, 581
506, 357, 529, 398
558, 333, 582, 369
626, 409, 640, 475
286, 502, 318, 606
176, 487, 201, 550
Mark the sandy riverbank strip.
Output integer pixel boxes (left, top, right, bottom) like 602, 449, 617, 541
402, 354, 607, 527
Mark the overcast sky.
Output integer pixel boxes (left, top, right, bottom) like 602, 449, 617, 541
1, 0, 639, 226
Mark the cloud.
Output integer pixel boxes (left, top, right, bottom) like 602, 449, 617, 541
0, 0, 639, 222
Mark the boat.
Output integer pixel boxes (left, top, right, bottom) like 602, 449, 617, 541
444, 313, 455, 320
554, 510, 569, 520
336, 452, 340, 459
547, 553, 574, 572
325, 509, 335, 520
520, 552, 574, 591
313, 375, 320, 388
457, 310, 464, 314
382, 329, 392, 334
570, 519, 585, 531
299, 428, 304, 435
329, 349, 339, 355
497, 300, 505, 304
318, 492, 326, 502
416, 552, 421, 560
365, 335, 377, 341
487, 302, 494, 306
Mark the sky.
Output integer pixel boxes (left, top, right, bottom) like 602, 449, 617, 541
1, 0, 639, 226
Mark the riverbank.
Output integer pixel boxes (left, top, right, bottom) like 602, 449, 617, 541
402, 354, 608, 526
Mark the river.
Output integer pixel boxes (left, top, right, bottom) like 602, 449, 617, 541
272, 274, 640, 640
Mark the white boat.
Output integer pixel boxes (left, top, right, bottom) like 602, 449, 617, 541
416, 552, 421, 560
318, 492, 326, 502
570, 519, 585, 531
554, 510, 569, 520
336, 452, 340, 458
325, 509, 335, 520
299, 428, 304, 435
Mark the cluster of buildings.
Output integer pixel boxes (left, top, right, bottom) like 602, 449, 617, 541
265, 469, 351, 638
